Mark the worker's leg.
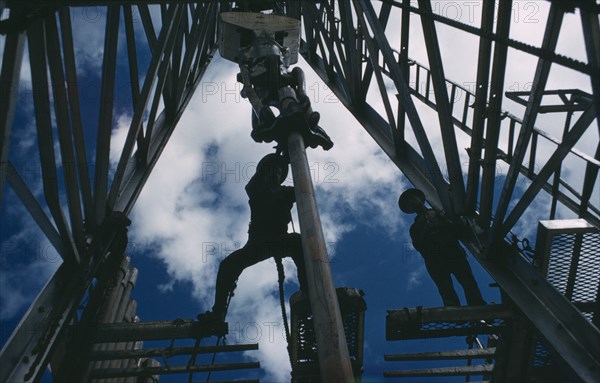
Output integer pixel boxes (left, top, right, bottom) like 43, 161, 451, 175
279, 233, 308, 292
211, 246, 259, 319
425, 260, 461, 306
209, 234, 306, 321
451, 256, 486, 306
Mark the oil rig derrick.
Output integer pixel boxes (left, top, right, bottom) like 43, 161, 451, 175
0, 1, 599, 382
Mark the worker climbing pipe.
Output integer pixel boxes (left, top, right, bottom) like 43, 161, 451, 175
216, 12, 355, 380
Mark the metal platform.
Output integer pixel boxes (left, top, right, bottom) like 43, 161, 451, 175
1, 1, 599, 382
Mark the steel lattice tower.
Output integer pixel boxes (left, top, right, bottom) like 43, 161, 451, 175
0, 1, 599, 382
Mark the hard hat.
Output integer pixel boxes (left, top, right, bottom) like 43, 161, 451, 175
256, 153, 289, 181
398, 188, 426, 213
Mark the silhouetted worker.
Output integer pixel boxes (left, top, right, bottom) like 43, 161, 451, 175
89, 211, 131, 258
199, 153, 307, 323
399, 188, 486, 306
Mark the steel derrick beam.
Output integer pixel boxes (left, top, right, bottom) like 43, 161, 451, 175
112, 62, 214, 215
0, 27, 25, 206
353, 2, 398, 132
299, 38, 444, 211
123, 5, 146, 159
0, 263, 94, 383
5, 162, 65, 256
396, 0, 410, 154
354, 0, 453, 214
467, 240, 600, 383
579, 2, 600, 124
357, 1, 393, 103
2, 1, 218, 248
579, 5, 600, 227
93, 5, 120, 227
303, 1, 353, 101
338, 1, 362, 105
401, 64, 600, 228
28, 19, 81, 264
390, 39, 598, 227
301, 1, 351, 99
417, 0, 466, 214
296, 1, 455, 210
113, 4, 218, 214
489, 3, 566, 251
301, 1, 598, 226
465, 0, 495, 215
1, 1, 599, 382
58, 8, 95, 227
45, 13, 86, 252
299, 2, 600, 382
4, 2, 215, 258
0, 3, 220, 381
105, 4, 184, 212
478, 0, 513, 227
500, 106, 597, 237
384, 0, 594, 76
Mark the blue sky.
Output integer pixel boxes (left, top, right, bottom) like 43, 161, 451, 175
0, 47, 500, 381
1, 2, 597, 382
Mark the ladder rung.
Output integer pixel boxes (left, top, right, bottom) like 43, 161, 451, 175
89, 343, 258, 361
386, 305, 510, 340
385, 348, 496, 361
384, 364, 494, 377
91, 362, 260, 379
92, 320, 228, 342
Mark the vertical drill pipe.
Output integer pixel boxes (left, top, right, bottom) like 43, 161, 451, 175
287, 130, 354, 382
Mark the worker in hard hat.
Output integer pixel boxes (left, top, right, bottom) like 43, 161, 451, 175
200, 153, 307, 323
399, 188, 486, 307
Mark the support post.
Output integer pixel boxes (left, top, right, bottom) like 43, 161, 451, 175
287, 130, 354, 382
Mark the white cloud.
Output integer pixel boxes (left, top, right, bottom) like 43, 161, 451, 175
0, 257, 59, 320
0, 211, 61, 321
118, 51, 410, 380
69, 8, 109, 72
1, 2, 596, 380
407, 263, 426, 291
0, 279, 27, 320
117, 6, 597, 378
0, 42, 63, 320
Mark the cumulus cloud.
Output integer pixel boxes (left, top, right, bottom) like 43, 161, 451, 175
1, 2, 596, 380
0, 257, 59, 320
0, 208, 61, 321
69, 7, 113, 73
0, 44, 62, 323
114, 50, 409, 379
406, 264, 427, 291
112, 5, 596, 379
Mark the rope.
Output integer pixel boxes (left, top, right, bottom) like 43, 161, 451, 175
186, 337, 201, 383
276, 256, 294, 368
205, 280, 236, 381
206, 335, 223, 382
162, 319, 184, 368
